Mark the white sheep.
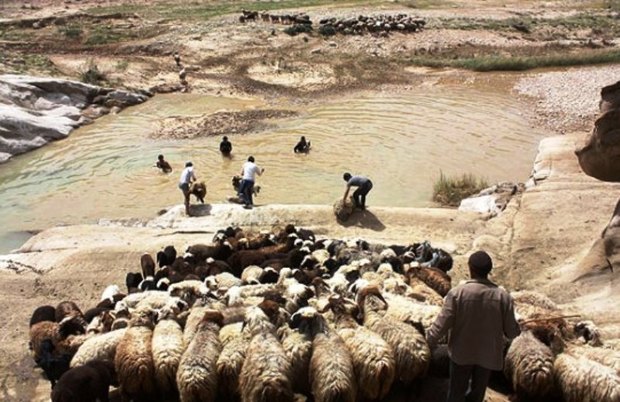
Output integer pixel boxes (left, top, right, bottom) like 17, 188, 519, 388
239, 301, 294, 402
152, 306, 186, 396
554, 352, 620, 402
70, 328, 127, 367
177, 310, 224, 402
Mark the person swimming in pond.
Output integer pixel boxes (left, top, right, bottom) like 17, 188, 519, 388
220, 136, 232, 157
293, 136, 311, 153
155, 154, 172, 173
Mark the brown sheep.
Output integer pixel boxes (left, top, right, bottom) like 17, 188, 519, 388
190, 181, 207, 203
406, 265, 451, 297
141, 253, 155, 278
114, 310, 158, 402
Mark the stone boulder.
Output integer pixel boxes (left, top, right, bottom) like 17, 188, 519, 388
575, 80, 620, 182
0, 75, 150, 163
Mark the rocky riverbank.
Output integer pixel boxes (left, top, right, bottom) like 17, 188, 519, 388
0, 74, 149, 163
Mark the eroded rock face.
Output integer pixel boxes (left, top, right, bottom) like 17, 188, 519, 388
576, 80, 620, 182
0, 75, 150, 163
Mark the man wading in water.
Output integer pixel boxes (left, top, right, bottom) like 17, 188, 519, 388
178, 161, 196, 215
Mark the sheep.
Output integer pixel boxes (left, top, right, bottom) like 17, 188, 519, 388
100, 284, 121, 303
85, 310, 115, 334
114, 310, 158, 402
183, 304, 210, 346
30, 305, 56, 327
55, 301, 87, 328
141, 253, 156, 278
383, 292, 442, 331
51, 360, 118, 402
574, 320, 603, 346
189, 181, 206, 203
70, 328, 127, 367
567, 344, 620, 375
216, 322, 250, 398
177, 310, 224, 402
187, 242, 234, 263
324, 296, 396, 400
152, 305, 186, 397
157, 245, 177, 268
30, 316, 86, 361
554, 352, 620, 402
504, 331, 556, 399
356, 286, 430, 384
126, 272, 143, 293
239, 301, 294, 402
279, 325, 313, 395
290, 307, 357, 402
36, 339, 72, 389
406, 265, 451, 297
206, 271, 243, 291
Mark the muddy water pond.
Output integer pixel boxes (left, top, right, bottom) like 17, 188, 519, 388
0, 86, 548, 253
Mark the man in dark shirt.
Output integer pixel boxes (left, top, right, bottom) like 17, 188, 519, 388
342, 172, 373, 210
426, 251, 521, 402
220, 136, 232, 157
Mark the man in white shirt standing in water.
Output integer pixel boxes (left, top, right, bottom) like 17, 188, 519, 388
239, 156, 264, 209
179, 161, 196, 215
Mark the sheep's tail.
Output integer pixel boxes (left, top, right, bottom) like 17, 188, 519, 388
258, 378, 293, 402
377, 363, 394, 399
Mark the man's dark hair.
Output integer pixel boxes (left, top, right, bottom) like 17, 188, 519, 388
343, 172, 352, 181
185, 161, 193, 167
468, 251, 493, 277
158, 154, 164, 160
223, 136, 228, 141
248, 156, 255, 162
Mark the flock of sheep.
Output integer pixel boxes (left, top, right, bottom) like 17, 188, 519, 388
28, 224, 620, 401
239, 10, 426, 37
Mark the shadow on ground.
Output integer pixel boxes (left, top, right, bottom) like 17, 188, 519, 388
339, 209, 386, 231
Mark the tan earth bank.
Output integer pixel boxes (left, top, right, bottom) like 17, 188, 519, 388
1, 0, 620, 401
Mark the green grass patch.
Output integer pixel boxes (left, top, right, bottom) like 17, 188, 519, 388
59, 23, 83, 39
85, 25, 124, 45
433, 172, 488, 207
80, 61, 107, 85
408, 48, 620, 71
86, 0, 388, 21
115, 59, 129, 71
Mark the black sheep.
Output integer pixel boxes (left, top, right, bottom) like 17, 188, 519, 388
35, 339, 72, 389
125, 272, 143, 293
30, 305, 56, 327
51, 359, 118, 402
156, 245, 177, 268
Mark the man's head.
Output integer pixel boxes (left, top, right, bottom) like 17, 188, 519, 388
185, 161, 193, 168
158, 154, 164, 161
248, 156, 255, 163
468, 250, 493, 278
343, 172, 352, 182
223, 136, 228, 141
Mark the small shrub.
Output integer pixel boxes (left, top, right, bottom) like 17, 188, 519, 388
59, 24, 83, 39
433, 171, 488, 207
79, 61, 107, 85
115, 59, 129, 71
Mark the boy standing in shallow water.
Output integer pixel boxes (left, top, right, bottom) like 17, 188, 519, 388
178, 161, 196, 215
239, 156, 264, 209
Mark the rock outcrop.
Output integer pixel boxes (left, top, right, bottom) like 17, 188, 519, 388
575, 80, 620, 182
0, 75, 150, 163
458, 182, 523, 216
